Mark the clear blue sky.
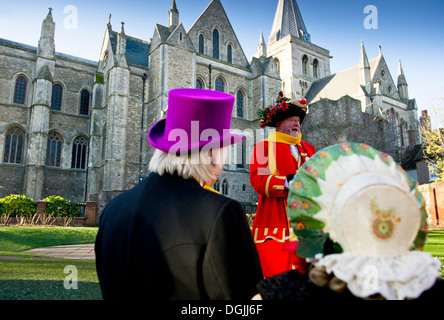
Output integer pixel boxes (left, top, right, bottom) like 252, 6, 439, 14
1, 0, 443, 124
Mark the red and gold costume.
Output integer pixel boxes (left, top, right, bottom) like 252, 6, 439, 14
250, 131, 315, 277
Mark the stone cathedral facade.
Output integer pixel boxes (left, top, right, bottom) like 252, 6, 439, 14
0, 0, 420, 219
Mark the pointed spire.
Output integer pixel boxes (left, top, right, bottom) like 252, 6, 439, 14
171, 0, 178, 10
397, 59, 409, 100
397, 59, 407, 85
168, 0, 179, 29
37, 8, 55, 59
116, 22, 128, 68
258, 33, 267, 57
269, 0, 310, 43
108, 13, 112, 28
360, 40, 370, 69
359, 41, 371, 95
120, 21, 125, 35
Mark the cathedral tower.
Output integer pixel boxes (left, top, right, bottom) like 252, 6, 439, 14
267, 0, 330, 99
24, 8, 55, 200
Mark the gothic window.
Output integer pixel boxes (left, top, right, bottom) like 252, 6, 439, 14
3, 126, 24, 164
196, 79, 203, 89
51, 84, 63, 111
13, 76, 27, 105
222, 178, 228, 196
313, 59, 319, 79
274, 58, 280, 73
388, 85, 393, 94
302, 55, 308, 76
79, 89, 90, 115
71, 135, 88, 169
46, 132, 63, 167
213, 29, 219, 59
236, 91, 244, 118
214, 179, 220, 192
215, 78, 224, 92
227, 44, 232, 64
399, 119, 405, 147
199, 34, 204, 54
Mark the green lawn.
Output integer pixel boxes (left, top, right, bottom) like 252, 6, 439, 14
423, 230, 444, 278
0, 226, 101, 300
0, 226, 443, 300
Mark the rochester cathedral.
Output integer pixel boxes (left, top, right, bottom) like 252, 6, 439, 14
0, 0, 420, 219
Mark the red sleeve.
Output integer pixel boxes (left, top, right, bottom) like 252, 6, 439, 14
249, 141, 287, 198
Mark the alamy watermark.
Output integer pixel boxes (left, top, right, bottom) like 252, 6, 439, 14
64, 265, 78, 289
63, 5, 78, 30
363, 5, 378, 30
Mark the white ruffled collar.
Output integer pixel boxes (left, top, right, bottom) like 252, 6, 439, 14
317, 251, 442, 300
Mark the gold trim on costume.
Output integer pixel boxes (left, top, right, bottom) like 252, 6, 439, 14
265, 175, 273, 198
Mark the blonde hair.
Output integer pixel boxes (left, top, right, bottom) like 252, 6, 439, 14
148, 147, 228, 186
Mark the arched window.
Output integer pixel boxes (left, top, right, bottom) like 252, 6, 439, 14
227, 44, 232, 64
196, 79, 203, 89
222, 178, 228, 196
79, 89, 90, 115
313, 59, 319, 79
71, 135, 88, 169
236, 91, 244, 118
213, 29, 219, 59
46, 132, 63, 167
214, 179, 220, 192
215, 78, 224, 92
51, 84, 63, 111
302, 55, 308, 76
3, 126, 25, 164
13, 76, 27, 105
199, 34, 204, 54
274, 58, 280, 73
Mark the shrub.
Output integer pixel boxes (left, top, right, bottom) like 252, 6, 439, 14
40, 196, 81, 217
0, 194, 36, 217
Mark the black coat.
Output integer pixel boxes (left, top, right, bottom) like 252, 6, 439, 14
95, 172, 263, 300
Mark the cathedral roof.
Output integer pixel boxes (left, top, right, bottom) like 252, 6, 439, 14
0, 38, 97, 66
269, 0, 310, 43
110, 32, 150, 67
306, 57, 380, 103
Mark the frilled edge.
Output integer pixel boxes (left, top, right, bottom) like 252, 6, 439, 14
317, 251, 442, 300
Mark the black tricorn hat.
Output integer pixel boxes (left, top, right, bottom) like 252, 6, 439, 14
258, 92, 308, 128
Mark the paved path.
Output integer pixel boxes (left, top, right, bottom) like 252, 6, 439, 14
21, 243, 95, 260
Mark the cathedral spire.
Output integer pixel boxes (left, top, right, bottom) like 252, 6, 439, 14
258, 33, 267, 57
269, 0, 310, 44
168, 0, 179, 29
397, 59, 409, 101
360, 41, 371, 95
37, 8, 55, 59
116, 22, 128, 68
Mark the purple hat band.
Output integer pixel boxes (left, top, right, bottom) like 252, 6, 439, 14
148, 88, 243, 154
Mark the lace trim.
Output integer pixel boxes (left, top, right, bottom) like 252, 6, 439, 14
317, 251, 442, 300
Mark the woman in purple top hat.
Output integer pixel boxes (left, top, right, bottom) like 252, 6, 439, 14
95, 88, 263, 300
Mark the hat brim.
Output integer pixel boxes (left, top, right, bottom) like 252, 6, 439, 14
268, 106, 306, 127
148, 118, 244, 154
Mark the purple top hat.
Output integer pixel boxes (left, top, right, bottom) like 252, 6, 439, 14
148, 88, 243, 154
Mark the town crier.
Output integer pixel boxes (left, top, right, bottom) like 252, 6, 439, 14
250, 93, 316, 277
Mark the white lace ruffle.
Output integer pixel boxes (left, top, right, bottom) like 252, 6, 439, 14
317, 251, 442, 300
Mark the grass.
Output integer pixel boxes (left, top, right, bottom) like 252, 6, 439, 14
423, 230, 444, 278
0, 226, 101, 300
0, 226, 443, 300
0, 226, 98, 255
